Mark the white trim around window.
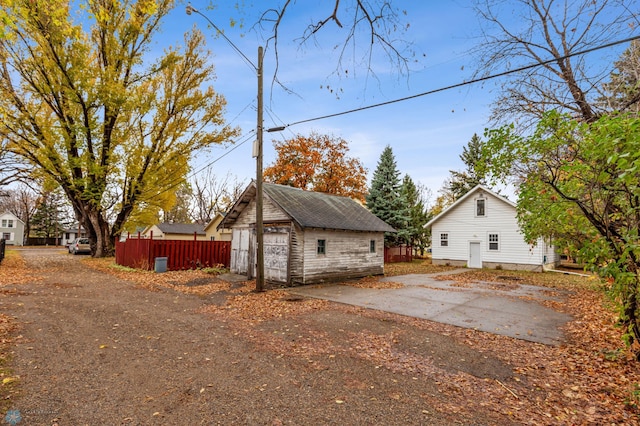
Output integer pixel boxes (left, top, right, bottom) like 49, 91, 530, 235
488, 232, 500, 251
475, 198, 486, 217
440, 232, 449, 247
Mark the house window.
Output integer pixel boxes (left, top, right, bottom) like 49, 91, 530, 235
317, 239, 326, 255
1, 219, 13, 228
440, 233, 449, 247
370, 240, 376, 253
2, 233, 10, 241
476, 199, 486, 217
488, 233, 499, 251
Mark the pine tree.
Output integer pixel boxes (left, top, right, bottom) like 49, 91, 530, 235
600, 40, 640, 115
31, 189, 70, 239
400, 175, 431, 255
366, 145, 410, 246
442, 133, 487, 201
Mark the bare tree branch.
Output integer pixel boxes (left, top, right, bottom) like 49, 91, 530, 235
470, 0, 638, 128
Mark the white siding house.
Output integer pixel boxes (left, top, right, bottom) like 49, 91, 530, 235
0, 212, 25, 246
219, 182, 395, 286
426, 185, 559, 272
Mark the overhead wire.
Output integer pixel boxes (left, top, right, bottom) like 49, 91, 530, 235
274, 34, 640, 130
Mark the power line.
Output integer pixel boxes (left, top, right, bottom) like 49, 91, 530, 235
272, 34, 640, 131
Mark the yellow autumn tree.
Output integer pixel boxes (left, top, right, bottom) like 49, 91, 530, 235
264, 132, 368, 203
0, 0, 238, 256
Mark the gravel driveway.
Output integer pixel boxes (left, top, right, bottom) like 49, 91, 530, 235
0, 249, 516, 425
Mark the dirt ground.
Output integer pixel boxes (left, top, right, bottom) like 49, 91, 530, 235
0, 248, 638, 425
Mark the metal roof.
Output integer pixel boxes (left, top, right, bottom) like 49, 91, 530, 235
221, 182, 395, 233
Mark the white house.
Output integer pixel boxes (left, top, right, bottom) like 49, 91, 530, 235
0, 211, 25, 246
426, 185, 559, 272
61, 225, 88, 247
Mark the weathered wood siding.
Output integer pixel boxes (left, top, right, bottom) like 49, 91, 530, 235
289, 224, 305, 284
431, 193, 558, 271
264, 225, 290, 283
299, 229, 384, 284
230, 195, 291, 279
230, 228, 251, 275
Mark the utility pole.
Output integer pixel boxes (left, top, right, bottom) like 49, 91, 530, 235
255, 46, 265, 292
186, 4, 265, 292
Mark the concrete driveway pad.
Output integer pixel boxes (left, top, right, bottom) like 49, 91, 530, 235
289, 270, 572, 345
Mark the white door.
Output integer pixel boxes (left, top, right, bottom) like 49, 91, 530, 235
264, 231, 289, 283
469, 242, 482, 268
231, 228, 250, 274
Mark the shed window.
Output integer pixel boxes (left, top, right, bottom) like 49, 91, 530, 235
317, 239, 326, 255
440, 233, 449, 247
476, 199, 486, 217
488, 233, 499, 251
370, 240, 376, 253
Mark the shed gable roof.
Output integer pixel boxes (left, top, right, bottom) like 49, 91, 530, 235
425, 185, 515, 229
221, 182, 395, 233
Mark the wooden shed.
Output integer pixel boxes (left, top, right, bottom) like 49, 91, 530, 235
219, 182, 395, 285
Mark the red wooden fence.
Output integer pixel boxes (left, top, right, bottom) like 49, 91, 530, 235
384, 245, 413, 263
115, 238, 231, 271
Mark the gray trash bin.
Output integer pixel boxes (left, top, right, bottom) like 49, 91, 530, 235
154, 257, 168, 273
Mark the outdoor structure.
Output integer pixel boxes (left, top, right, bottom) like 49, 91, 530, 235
204, 213, 232, 241
0, 211, 24, 246
61, 225, 87, 247
219, 182, 396, 285
426, 185, 559, 272
142, 222, 207, 241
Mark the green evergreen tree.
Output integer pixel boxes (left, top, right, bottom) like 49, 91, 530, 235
600, 39, 640, 115
31, 189, 70, 239
400, 175, 431, 255
366, 145, 410, 246
442, 133, 487, 200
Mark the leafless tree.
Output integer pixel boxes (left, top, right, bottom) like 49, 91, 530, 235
190, 170, 246, 225
255, 1, 418, 94
470, 0, 639, 128
0, 185, 38, 239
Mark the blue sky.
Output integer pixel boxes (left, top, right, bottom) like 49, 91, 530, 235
157, 1, 630, 203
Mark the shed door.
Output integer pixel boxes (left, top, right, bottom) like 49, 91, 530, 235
469, 242, 482, 268
264, 231, 289, 283
231, 228, 250, 275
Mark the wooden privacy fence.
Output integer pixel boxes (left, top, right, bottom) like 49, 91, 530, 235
115, 238, 231, 271
384, 245, 413, 263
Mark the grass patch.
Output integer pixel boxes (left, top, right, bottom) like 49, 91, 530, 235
384, 258, 459, 277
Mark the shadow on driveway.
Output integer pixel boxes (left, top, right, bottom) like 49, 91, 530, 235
289, 269, 572, 345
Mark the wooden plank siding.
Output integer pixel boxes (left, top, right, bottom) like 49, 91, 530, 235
115, 238, 230, 271
299, 229, 384, 284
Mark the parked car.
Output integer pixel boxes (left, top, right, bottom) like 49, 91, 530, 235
69, 238, 91, 255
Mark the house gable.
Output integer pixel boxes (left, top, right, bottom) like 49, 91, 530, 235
426, 185, 557, 271
0, 212, 25, 246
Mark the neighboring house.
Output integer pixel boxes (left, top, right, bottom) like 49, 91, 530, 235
142, 222, 207, 240
204, 213, 232, 241
0, 211, 25, 246
219, 182, 396, 285
61, 225, 88, 247
425, 185, 559, 272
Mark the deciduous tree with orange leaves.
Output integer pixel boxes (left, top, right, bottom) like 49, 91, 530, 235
264, 132, 368, 202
